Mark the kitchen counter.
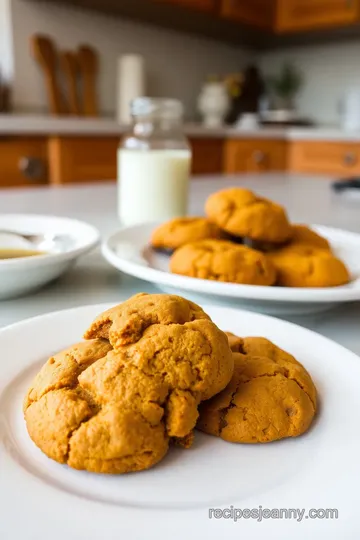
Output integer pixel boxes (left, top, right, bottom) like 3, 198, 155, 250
1, 172, 360, 358
3, 114, 360, 142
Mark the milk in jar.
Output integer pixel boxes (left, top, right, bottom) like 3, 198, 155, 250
118, 98, 192, 225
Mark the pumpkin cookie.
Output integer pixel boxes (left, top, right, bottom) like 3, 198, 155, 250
151, 217, 224, 253
205, 188, 292, 243
169, 240, 276, 285
290, 224, 331, 251
25, 294, 234, 473
197, 335, 317, 443
268, 244, 349, 287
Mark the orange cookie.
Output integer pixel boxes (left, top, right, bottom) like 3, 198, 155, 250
151, 217, 224, 252
290, 224, 331, 251
170, 240, 276, 285
205, 188, 292, 243
268, 244, 350, 288
197, 335, 317, 443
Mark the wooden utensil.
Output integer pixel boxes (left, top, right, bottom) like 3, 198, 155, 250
77, 45, 99, 116
31, 34, 65, 115
60, 51, 80, 115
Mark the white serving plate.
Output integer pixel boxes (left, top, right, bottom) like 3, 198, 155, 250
0, 214, 100, 299
101, 223, 360, 316
0, 302, 358, 539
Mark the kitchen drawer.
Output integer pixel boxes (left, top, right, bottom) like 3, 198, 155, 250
48, 136, 118, 184
288, 141, 360, 175
190, 137, 224, 175
0, 137, 48, 187
224, 139, 288, 173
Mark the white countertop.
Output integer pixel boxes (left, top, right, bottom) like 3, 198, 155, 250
1, 172, 360, 358
3, 114, 360, 142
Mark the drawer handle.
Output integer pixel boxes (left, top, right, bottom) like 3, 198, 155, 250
343, 152, 357, 166
252, 150, 265, 164
18, 156, 45, 180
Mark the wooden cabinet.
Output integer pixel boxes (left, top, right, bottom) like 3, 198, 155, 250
224, 139, 287, 173
153, 0, 216, 12
190, 138, 224, 175
46, 136, 224, 184
48, 136, 119, 184
0, 137, 48, 187
276, 0, 359, 32
221, 0, 275, 28
288, 141, 360, 175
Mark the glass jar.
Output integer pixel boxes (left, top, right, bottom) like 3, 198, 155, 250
118, 97, 192, 226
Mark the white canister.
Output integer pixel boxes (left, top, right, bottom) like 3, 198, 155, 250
117, 54, 145, 124
118, 98, 192, 226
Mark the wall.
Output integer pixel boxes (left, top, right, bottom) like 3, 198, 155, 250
258, 40, 360, 125
10, 0, 251, 117
0, 0, 13, 82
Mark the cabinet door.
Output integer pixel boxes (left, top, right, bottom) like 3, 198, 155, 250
153, 0, 217, 12
221, 0, 275, 28
288, 141, 360, 175
224, 139, 287, 173
48, 136, 118, 184
276, 0, 359, 32
190, 138, 224, 175
0, 137, 48, 187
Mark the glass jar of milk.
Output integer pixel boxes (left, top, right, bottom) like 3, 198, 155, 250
118, 97, 192, 225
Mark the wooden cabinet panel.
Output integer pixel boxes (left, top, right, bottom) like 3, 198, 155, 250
153, 0, 217, 12
0, 137, 48, 187
288, 141, 360, 175
47, 136, 224, 184
221, 0, 275, 28
276, 0, 359, 32
48, 136, 118, 184
224, 139, 287, 173
190, 138, 224, 175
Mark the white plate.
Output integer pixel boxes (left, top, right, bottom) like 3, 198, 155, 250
101, 223, 360, 316
0, 302, 357, 539
0, 214, 100, 299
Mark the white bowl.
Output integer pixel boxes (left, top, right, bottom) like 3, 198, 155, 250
0, 214, 100, 299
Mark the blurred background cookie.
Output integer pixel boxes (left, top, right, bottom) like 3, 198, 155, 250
197, 336, 317, 443
290, 224, 331, 251
205, 188, 292, 244
268, 244, 349, 287
151, 217, 225, 254
170, 240, 276, 285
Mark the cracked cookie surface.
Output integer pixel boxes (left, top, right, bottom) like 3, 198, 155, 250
169, 240, 276, 285
268, 244, 349, 287
205, 188, 292, 243
24, 294, 234, 473
151, 217, 225, 252
197, 335, 317, 443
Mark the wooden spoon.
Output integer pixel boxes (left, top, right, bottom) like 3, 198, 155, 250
77, 45, 99, 116
31, 34, 65, 115
60, 51, 80, 115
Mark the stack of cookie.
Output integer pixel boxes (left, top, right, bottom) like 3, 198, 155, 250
24, 293, 317, 475
23, 293, 234, 474
151, 187, 350, 288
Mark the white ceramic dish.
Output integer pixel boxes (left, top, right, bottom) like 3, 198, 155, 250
0, 214, 100, 299
102, 223, 360, 316
0, 302, 358, 539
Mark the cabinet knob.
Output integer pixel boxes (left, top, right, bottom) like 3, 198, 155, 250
18, 156, 45, 180
252, 150, 265, 164
343, 152, 357, 166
